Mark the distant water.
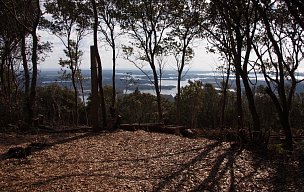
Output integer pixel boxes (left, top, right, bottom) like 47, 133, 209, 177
37, 69, 304, 97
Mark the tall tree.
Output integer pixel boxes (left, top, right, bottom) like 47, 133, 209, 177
1, 0, 42, 125
44, 0, 90, 124
0, 0, 21, 102
91, 0, 107, 129
58, 40, 84, 123
217, 61, 232, 130
26, 0, 41, 125
252, 0, 304, 150
167, 0, 203, 125
96, 0, 120, 116
119, 0, 174, 123
204, 0, 262, 143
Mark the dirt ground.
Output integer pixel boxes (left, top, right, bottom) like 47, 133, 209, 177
0, 129, 303, 191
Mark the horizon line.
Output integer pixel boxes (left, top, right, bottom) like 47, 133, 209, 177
39, 67, 215, 72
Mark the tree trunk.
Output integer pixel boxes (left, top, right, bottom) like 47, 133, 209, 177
220, 64, 230, 129
0, 56, 5, 96
235, 71, 244, 131
28, 0, 41, 126
111, 34, 116, 117
176, 70, 182, 125
70, 67, 79, 125
155, 80, 163, 123
91, 0, 107, 128
176, 42, 188, 125
28, 32, 38, 125
255, 0, 293, 149
10, 57, 18, 102
0, 53, 10, 103
6, 55, 11, 100
21, 36, 30, 96
90, 46, 99, 129
151, 66, 163, 123
281, 110, 293, 150
241, 72, 262, 142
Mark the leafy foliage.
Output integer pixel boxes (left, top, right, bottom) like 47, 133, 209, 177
35, 84, 85, 125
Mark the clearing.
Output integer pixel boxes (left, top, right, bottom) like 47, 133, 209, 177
0, 129, 303, 191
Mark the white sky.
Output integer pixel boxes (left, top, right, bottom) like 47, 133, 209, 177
39, 30, 304, 74
38, 30, 221, 71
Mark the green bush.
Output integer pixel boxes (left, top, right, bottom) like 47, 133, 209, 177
35, 84, 85, 125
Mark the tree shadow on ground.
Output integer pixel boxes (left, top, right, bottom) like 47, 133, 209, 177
0, 129, 99, 161
0, 133, 35, 147
153, 142, 239, 192
192, 147, 303, 192
9, 141, 222, 190
2, 130, 303, 191
189, 146, 241, 192
0, 127, 94, 146
269, 153, 304, 191
20, 142, 302, 191
152, 141, 223, 192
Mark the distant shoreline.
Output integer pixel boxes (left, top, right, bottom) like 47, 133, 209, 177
37, 69, 304, 95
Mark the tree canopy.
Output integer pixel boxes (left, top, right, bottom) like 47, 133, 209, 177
0, 0, 303, 151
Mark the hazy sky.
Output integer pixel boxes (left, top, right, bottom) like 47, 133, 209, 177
39, 30, 221, 71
